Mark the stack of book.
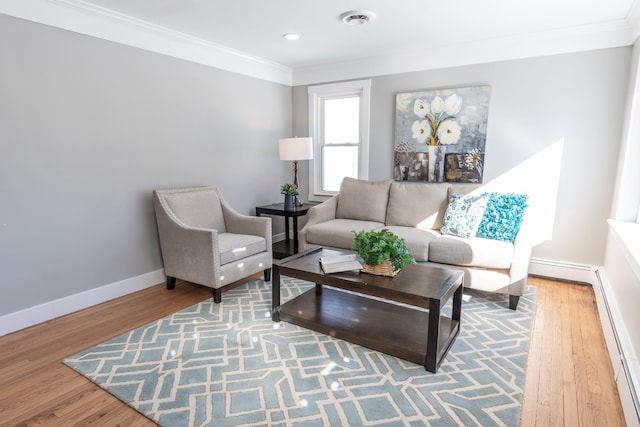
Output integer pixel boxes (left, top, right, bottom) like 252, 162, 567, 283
319, 254, 363, 273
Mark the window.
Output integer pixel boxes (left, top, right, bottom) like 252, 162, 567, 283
308, 80, 371, 199
612, 64, 640, 224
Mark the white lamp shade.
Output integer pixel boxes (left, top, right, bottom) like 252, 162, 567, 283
279, 137, 313, 161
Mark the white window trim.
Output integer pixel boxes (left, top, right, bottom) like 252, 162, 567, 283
307, 79, 371, 201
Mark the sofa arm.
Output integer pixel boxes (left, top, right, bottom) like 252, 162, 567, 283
299, 195, 339, 250
508, 214, 535, 296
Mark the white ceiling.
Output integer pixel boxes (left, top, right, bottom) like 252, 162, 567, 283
3, 0, 640, 85
76, 0, 637, 67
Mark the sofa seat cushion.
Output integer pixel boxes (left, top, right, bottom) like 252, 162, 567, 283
306, 219, 384, 250
385, 182, 449, 230
383, 226, 439, 262
219, 233, 267, 265
336, 178, 392, 223
428, 234, 514, 269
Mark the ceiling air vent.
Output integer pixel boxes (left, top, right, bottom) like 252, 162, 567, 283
340, 10, 376, 26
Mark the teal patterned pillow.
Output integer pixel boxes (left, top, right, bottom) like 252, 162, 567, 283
476, 192, 529, 242
440, 193, 490, 238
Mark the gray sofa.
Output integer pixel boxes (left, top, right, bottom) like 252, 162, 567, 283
299, 178, 534, 309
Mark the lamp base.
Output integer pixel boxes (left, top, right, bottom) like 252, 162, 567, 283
294, 195, 303, 207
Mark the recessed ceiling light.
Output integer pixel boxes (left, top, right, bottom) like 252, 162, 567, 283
340, 10, 376, 26
282, 33, 300, 40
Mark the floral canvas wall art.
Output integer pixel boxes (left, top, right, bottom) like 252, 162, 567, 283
394, 85, 491, 183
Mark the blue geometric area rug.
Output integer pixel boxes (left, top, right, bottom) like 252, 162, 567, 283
64, 278, 536, 427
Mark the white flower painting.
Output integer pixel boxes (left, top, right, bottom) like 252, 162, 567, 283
394, 85, 491, 183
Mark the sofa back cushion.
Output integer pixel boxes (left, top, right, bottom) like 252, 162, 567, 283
336, 178, 392, 223
386, 182, 450, 229
448, 183, 483, 199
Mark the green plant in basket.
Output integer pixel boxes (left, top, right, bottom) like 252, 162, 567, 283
351, 229, 416, 271
280, 182, 298, 195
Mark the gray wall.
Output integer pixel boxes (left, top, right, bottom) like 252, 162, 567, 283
0, 15, 292, 316
294, 47, 631, 266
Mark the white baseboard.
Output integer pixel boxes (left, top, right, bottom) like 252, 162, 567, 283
593, 268, 640, 427
273, 232, 286, 243
528, 257, 595, 284
0, 269, 165, 337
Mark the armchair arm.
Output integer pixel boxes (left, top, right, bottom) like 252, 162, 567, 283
299, 195, 339, 250
220, 197, 273, 254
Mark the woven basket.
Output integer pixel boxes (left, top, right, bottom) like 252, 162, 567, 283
361, 259, 398, 277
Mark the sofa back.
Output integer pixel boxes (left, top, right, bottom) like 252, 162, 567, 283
335, 178, 392, 223
447, 183, 484, 199
333, 178, 452, 230
385, 182, 450, 229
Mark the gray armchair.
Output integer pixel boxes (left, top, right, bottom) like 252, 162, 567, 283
152, 186, 272, 303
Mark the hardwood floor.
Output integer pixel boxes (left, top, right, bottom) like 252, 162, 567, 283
0, 276, 626, 426
521, 276, 626, 426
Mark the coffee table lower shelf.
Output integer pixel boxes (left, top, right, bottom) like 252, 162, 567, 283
278, 286, 459, 370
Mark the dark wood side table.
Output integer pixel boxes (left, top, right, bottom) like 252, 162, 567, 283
255, 202, 318, 258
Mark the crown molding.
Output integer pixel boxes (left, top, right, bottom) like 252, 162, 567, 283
0, 0, 293, 86
627, 0, 640, 42
292, 19, 635, 86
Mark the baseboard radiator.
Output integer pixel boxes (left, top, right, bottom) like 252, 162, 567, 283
593, 268, 640, 427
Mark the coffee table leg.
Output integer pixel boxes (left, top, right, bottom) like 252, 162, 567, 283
425, 281, 463, 372
425, 299, 440, 373
452, 282, 463, 323
272, 265, 281, 322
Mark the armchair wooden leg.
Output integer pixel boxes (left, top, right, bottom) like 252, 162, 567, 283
213, 288, 222, 304
166, 276, 176, 290
264, 268, 271, 282
509, 295, 520, 310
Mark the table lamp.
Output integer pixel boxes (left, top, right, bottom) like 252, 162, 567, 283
279, 137, 313, 206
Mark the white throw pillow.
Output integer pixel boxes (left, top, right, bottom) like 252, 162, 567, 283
440, 193, 489, 238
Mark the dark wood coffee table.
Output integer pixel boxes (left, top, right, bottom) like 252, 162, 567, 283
271, 247, 464, 373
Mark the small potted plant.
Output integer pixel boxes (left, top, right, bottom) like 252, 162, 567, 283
352, 229, 416, 276
280, 182, 298, 210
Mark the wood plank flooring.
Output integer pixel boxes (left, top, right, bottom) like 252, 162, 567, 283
0, 276, 626, 426
521, 276, 626, 426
